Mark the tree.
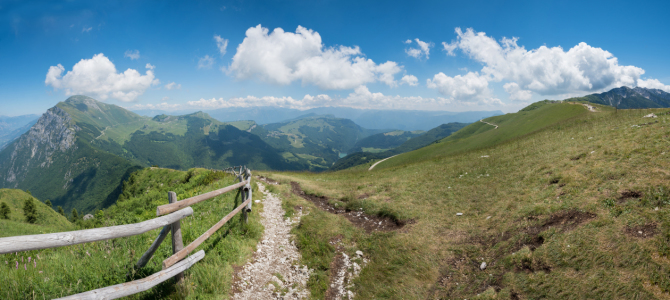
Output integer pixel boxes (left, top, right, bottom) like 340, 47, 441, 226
71, 208, 78, 221
45, 199, 52, 209
57, 206, 65, 216
0, 202, 10, 220
23, 198, 37, 224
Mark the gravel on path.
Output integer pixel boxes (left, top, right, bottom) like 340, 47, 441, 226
232, 182, 312, 300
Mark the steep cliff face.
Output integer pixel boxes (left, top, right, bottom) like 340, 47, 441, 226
3, 106, 80, 186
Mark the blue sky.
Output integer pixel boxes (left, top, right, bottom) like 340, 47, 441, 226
1, 0, 669, 116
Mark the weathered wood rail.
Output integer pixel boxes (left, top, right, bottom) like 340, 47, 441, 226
0, 166, 253, 300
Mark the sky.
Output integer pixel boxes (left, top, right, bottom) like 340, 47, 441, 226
1, 0, 670, 116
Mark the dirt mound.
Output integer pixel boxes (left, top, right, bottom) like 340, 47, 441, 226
290, 182, 409, 233
624, 223, 658, 238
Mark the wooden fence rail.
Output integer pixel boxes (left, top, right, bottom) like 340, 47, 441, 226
0, 207, 193, 254
1, 166, 253, 300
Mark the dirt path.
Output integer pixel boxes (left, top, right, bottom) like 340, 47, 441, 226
368, 154, 398, 171
480, 119, 499, 129
232, 182, 312, 300
582, 103, 597, 112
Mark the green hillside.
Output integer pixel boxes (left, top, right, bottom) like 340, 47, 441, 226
377, 101, 586, 170
0, 96, 305, 214
348, 130, 425, 153
261, 103, 670, 299
0, 189, 73, 237
0, 168, 263, 299
330, 122, 468, 171
256, 115, 385, 171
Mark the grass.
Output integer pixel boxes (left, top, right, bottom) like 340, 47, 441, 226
259, 103, 670, 299
0, 168, 263, 299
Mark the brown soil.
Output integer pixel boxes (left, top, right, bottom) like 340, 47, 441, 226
624, 223, 658, 238
618, 189, 643, 203
324, 235, 345, 300
290, 181, 409, 233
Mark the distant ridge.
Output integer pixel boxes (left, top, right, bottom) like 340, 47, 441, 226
570, 86, 670, 109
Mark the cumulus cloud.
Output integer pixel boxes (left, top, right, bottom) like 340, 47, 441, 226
228, 25, 402, 89
165, 82, 181, 90
145, 63, 155, 70
427, 71, 492, 101
637, 78, 670, 93
45, 53, 159, 102
405, 38, 433, 59
125, 50, 140, 60
440, 27, 670, 99
503, 82, 533, 101
214, 35, 229, 56
198, 55, 215, 69
401, 75, 419, 86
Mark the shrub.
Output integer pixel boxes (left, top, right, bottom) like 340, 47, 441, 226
45, 199, 52, 208
71, 208, 79, 221
23, 197, 37, 223
0, 202, 10, 219
57, 206, 65, 216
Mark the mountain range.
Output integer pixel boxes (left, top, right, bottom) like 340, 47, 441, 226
134, 106, 503, 131
0, 114, 39, 150
571, 86, 670, 108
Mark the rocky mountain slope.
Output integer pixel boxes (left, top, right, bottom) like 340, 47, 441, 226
572, 86, 670, 108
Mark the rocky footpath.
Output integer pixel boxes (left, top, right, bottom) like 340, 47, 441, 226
232, 182, 312, 300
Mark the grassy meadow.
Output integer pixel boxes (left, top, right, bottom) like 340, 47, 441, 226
0, 168, 263, 299
260, 103, 670, 299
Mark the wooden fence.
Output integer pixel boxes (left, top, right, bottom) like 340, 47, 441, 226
0, 166, 254, 300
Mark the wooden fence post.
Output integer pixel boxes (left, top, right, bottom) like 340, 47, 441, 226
169, 191, 184, 283
237, 171, 248, 224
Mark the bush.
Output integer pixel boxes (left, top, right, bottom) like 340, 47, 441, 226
71, 208, 79, 221
45, 199, 52, 208
23, 197, 37, 223
0, 202, 10, 219
57, 206, 65, 216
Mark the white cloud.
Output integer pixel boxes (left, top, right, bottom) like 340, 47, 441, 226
214, 35, 229, 56
198, 55, 215, 69
161, 96, 169, 101
165, 82, 181, 90
145, 63, 155, 70
427, 71, 492, 101
503, 82, 533, 101
637, 78, 670, 92
441, 27, 669, 98
401, 75, 419, 86
187, 85, 505, 111
45, 53, 159, 102
125, 50, 140, 60
126, 102, 182, 110
228, 25, 402, 89
82, 26, 92, 33
404, 39, 412, 44
405, 38, 433, 60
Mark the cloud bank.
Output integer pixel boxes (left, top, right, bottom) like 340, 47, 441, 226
438, 27, 670, 100
45, 53, 159, 102
228, 25, 402, 89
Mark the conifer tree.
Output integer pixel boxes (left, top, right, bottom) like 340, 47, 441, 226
71, 208, 78, 221
45, 199, 52, 209
0, 202, 10, 220
23, 198, 37, 223
57, 206, 65, 216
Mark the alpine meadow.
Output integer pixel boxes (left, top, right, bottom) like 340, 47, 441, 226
2, 1, 670, 299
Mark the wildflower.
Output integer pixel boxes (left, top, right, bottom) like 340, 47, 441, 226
39, 271, 43, 274
34, 261, 36, 268
15, 261, 18, 269
86, 251, 90, 257
28, 257, 31, 263
24, 264, 26, 270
